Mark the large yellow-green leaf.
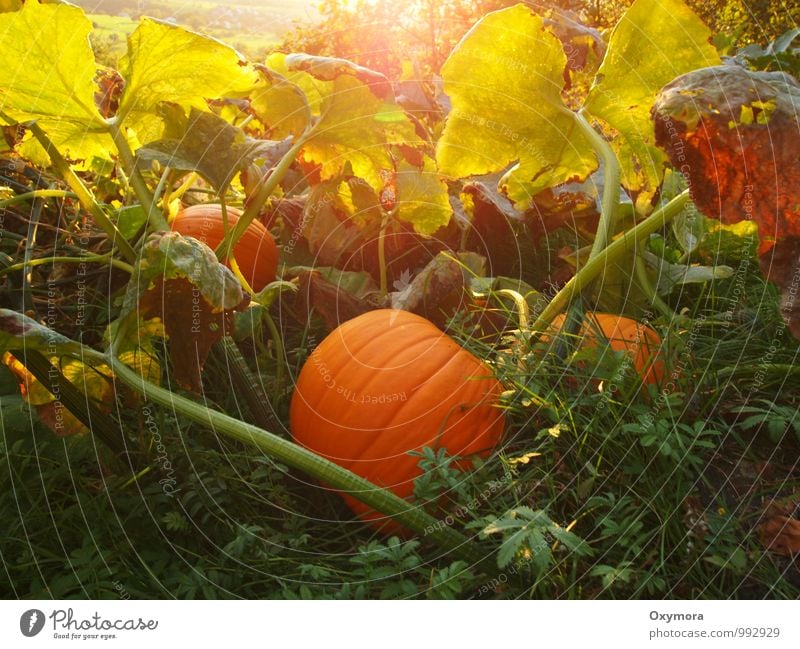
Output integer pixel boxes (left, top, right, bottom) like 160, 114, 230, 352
266, 52, 331, 116
583, 0, 720, 198
301, 74, 398, 191
249, 65, 311, 138
0, 1, 111, 164
117, 18, 257, 139
435, 4, 595, 208
395, 157, 452, 236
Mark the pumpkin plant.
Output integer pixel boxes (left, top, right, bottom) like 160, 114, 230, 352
290, 309, 505, 528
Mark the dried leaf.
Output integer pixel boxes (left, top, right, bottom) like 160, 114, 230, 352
759, 499, 800, 556
391, 251, 486, 319
653, 65, 800, 338
460, 179, 535, 279
294, 270, 373, 331
121, 232, 248, 391
137, 108, 293, 192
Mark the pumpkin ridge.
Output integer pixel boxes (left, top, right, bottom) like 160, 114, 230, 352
308, 336, 458, 464
297, 329, 444, 445
348, 354, 501, 479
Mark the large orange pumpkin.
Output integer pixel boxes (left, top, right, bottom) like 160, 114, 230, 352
548, 312, 666, 387
290, 309, 505, 529
170, 204, 278, 291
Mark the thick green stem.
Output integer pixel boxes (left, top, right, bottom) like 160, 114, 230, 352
24, 121, 138, 263
530, 191, 691, 336
0, 190, 77, 208
216, 135, 308, 262
573, 109, 621, 260
101, 350, 495, 572
0, 254, 133, 277
107, 118, 169, 232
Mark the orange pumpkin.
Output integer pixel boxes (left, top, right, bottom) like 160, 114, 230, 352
548, 312, 666, 387
170, 204, 278, 291
290, 309, 505, 529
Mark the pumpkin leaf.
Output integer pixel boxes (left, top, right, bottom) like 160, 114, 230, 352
672, 204, 706, 254
249, 64, 311, 139
391, 251, 486, 316
284, 52, 393, 101
642, 251, 733, 295
288, 266, 379, 302
120, 232, 248, 391
0, 1, 112, 165
136, 108, 293, 192
544, 6, 606, 75
301, 74, 412, 191
583, 0, 720, 200
114, 204, 148, 241
0, 309, 83, 358
301, 179, 369, 267
265, 52, 330, 116
300, 177, 429, 280
105, 318, 163, 388
435, 4, 595, 208
262, 53, 421, 196
459, 176, 537, 279
117, 17, 257, 141
394, 156, 452, 236
653, 65, 800, 338
2, 352, 114, 437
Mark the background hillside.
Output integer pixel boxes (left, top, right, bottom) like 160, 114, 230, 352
69, 0, 321, 62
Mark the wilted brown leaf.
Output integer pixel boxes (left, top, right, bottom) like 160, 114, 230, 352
120, 232, 249, 392
138, 276, 244, 392
93, 67, 124, 119
653, 65, 800, 339
294, 270, 373, 331
758, 499, 800, 556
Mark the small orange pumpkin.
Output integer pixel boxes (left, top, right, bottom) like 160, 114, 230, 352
290, 309, 505, 530
170, 204, 278, 291
548, 312, 666, 387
